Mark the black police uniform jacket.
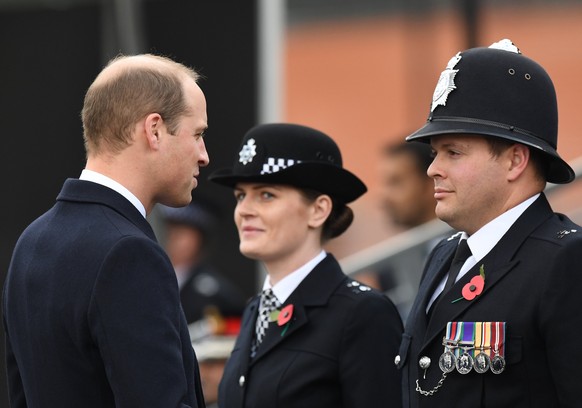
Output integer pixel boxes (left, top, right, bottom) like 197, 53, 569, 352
219, 254, 403, 408
3, 179, 205, 408
398, 194, 582, 407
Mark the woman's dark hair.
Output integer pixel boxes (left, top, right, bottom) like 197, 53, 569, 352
299, 188, 354, 242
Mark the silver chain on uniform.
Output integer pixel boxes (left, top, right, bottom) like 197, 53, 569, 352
415, 372, 448, 396
250, 288, 281, 357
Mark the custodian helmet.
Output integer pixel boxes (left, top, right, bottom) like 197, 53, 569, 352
406, 39, 574, 184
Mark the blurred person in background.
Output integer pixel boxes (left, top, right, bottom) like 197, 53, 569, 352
3, 54, 208, 408
159, 198, 246, 327
209, 123, 403, 408
191, 320, 240, 408
397, 39, 581, 407
379, 140, 436, 229
355, 140, 440, 319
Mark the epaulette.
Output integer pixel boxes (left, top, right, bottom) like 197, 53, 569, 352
556, 229, 578, 239
345, 280, 373, 295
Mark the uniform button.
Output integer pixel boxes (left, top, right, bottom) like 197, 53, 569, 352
239, 375, 245, 387
394, 355, 401, 366
419, 356, 431, 370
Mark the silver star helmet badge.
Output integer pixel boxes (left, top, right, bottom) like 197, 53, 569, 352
239, 138, 257, 165
489, 39, 521, 54
431, 52, 462, 112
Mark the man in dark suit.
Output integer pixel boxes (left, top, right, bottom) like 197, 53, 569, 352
397, 39, 581, 407
3, 54, 209, 407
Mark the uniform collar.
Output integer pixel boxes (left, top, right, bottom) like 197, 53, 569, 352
427, 193, 540, 310
466, 193, 539, 268
262, 250, 326, 304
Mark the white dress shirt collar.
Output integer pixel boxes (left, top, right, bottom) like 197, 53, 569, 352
79, 169, 147, 218
427, 193, 539, 311
465, 193, 539, 266
262, 250, 327, 304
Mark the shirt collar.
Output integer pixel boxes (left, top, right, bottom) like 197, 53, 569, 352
80, 169, 147, 218
426, 193, 540, 312
466, 193, 540, 262
262, 250, 327, 304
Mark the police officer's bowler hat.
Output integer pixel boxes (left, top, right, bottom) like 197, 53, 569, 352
407, 39, 575, 184
208, 123, 367, 203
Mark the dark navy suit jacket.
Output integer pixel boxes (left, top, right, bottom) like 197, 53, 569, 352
3, 179, 205, 408
398, 194, 582, 407
219, 254, 403, 408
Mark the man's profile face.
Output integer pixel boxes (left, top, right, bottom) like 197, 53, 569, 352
428, 134, 509, 234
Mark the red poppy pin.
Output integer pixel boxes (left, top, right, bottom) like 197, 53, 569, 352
278, 304, 294, 326
269, 304, 294, 336
453, 265, 485, 303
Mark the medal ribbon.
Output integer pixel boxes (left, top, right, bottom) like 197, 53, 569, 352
453, 321, 462, 357
475, 322, 482, 357
483, 322, 491, 357
446, 321, 504, 357
444, 321, 466, 357
460, 321, 475, 355
491, 321, 506, 358
445, 322, 458, 342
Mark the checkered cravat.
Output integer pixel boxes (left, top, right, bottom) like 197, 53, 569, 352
250, 288, 281, 357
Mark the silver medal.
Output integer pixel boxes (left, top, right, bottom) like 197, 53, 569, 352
455, 351, 474, 375
473, 352, 491, 374
490, 355, 506, 374
438, 349, 456, 373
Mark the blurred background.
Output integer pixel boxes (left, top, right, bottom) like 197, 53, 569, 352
1, 0, 581, 404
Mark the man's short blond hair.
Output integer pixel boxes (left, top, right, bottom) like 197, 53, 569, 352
82, 54, 200, 156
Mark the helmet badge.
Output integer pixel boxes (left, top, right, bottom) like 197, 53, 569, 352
431, 52, 462, 112
239, 138, 257, 165
488, 38, 521, 54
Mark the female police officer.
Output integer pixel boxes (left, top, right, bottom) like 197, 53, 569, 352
209, 123, 403, 407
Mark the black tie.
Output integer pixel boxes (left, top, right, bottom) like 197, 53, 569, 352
443, 239, 472, 292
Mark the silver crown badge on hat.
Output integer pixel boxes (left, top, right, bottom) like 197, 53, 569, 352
431, 52, 462, 112
237, 137, 300, 175
239, 138, 257, 165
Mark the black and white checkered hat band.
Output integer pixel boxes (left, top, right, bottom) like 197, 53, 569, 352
261, 157, 299, 175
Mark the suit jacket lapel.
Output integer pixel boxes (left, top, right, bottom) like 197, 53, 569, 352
250, 254, 346, 365
405, 237, 458, 332
423, 194, 554, 348
251, 303, 309, 362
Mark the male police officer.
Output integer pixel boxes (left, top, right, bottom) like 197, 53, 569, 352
397, 39, 582, 407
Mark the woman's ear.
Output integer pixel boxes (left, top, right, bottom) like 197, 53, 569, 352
308, 194, 332, 229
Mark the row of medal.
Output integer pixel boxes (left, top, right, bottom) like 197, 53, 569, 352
439, 321, 506, 375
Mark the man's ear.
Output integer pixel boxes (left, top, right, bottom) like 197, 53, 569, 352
144, 113, 163, 150
507, 143, 530, 182
308, 194, 332, 229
